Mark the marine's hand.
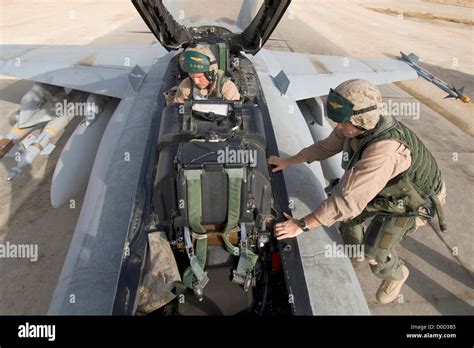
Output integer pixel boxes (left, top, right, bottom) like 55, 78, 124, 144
267, 156, 289, 173
274, 212, 303, 240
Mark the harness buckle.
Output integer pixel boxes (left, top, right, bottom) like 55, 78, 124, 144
243, 272, 253, 292
232, 270, 245, 285
192, 273, 209, 301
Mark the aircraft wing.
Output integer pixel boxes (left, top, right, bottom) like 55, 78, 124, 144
257, 50, 417, 101
48, 52, 174, 315
0, 44, 168, 99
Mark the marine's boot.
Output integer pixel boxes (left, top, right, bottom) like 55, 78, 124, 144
376, 265, 409, 304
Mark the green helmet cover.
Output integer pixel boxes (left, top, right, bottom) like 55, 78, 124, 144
326, 88, 354, 123
182, 50, 213, 73
326, 88, 378, 125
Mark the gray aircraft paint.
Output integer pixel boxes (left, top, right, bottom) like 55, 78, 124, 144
0, 44, 166, 98
48, 52, 174, 314
50, 99, 119, 208
248, 49, 370, 314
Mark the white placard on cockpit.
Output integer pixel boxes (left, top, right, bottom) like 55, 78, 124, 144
192, 103, 229, 116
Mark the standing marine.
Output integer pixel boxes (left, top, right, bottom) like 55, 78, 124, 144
268, 79, 446, 304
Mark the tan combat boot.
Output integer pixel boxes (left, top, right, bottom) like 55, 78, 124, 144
376, 265, 409, 304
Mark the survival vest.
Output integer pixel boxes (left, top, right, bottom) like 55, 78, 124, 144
342, 115, 446, 232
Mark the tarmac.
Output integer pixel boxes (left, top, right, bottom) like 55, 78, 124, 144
0, 0, 472, 315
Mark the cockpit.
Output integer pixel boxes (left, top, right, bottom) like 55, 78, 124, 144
132, 0, 292, 315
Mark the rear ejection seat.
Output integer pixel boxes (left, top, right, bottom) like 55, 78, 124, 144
153, 102, 270, 226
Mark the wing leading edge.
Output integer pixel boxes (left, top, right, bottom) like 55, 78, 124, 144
0, 44, 168, 98
256, 49, 418, 101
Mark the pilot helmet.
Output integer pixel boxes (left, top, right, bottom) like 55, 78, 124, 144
181, 44, 218, 80
326, 79, 382, 130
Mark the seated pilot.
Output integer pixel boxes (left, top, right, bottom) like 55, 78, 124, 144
173, 44, 240, 103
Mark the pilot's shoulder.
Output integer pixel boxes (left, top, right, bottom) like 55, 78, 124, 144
221, 79, 239, 95
222, 78, 238, 88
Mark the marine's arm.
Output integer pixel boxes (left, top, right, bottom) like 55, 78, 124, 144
275, 140, 412, 240
267, 128, 346, 172
309, 140, 412, 227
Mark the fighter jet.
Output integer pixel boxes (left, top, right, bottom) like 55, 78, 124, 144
0, 0, 419, 315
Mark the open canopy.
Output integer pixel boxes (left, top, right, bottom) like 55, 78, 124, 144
132, 0, 291, 54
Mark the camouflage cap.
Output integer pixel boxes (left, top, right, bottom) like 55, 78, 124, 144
334, 79, 382, 130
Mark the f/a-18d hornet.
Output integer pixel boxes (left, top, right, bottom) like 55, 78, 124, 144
0, 0, 420, 315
